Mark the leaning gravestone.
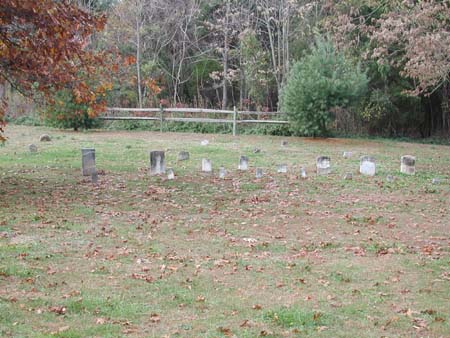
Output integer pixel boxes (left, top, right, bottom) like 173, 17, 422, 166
219, 166, 226, 179
28, 144, 38, 153
360, 156, 376, 176
238, 156, 249, 170
178, 151, 190, 161
255, 168, 263, 179
316, 156, 331, 175
277, 164, 288, 173
400, 155, 416, 175
149, 151, 166, 175
300, 167, 307, 179
39, 134, 51, 142
81, 148, 96, 176
202, 159, 212, 172
167, 168, 175, 180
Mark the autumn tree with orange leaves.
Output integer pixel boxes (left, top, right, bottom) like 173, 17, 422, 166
0, 0, 114, 140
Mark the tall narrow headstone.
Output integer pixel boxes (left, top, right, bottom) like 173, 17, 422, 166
255, 168, 263, 178
300, 167, 307, 179
82, 148, 96, 176
277, 164, 288, 173
202, 159, 212, 172
167, 168, 175, 180
178, 151, 190, 161
219, 166, 226, 178
360, 156, 376, 176
238, 156, 249, 170
400, 155, 416, 175
149, 151, 166, 175
316, 156, 331, 175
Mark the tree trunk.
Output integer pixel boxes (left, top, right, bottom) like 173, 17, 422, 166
136, 18, 143, 109
222, 1, 230, 110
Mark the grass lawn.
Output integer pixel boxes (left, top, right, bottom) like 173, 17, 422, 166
1, 125, 449, 337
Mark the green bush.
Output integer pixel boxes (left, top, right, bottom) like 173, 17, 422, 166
280, 36, 368, 136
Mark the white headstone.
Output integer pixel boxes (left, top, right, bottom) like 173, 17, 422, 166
400, 155, 416, 175
277, 164, 288, 173
167, 168, 175, 180
300, 167, 307, 179
359, 156, 376, 176
202, 159, 212, 172
150, 151, 166, 175
255, 168, 263, 178
200, 140, 209, 146
343, 151, 353, 159
316, 156, 331, 175
238, 156, 249, 170
219, 166, 226, 178
81, 148, 96, 176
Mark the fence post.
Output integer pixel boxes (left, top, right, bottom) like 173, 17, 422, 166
159, 104, 164, 133
233, 106, 237, 136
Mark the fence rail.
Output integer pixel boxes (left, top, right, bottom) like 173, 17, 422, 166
100, 107, 289, 136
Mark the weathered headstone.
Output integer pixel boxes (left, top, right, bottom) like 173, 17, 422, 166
343, 151, 353, 159
28, 144, 38, 153
149, 151, 166, 175
400, 155, 416, 175
253, 148, 261, 154
277, 164, 288, 173
167, 168, 175, 180
238, 156, 249, 170
200, 140, 209, 146
39, 134, 51, 142
386, 175, 395, 183
81, 148, 96, 176
359, 156, 376, 176
178, 151, 190, 161
316, 156, 331, 175
91, 171, 99, 184
281, 140, 288, 146
219, 166, 226, 178
300, 167, 307, 179
255, 168, 263, 178
202, 159, 212, 172
432, 178, 441, 185
343, 172, 353, 180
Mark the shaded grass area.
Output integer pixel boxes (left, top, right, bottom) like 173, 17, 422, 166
0, 125, 449, 337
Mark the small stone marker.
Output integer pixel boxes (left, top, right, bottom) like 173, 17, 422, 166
359, 156, 376, 176
200, 140, 209, 146
81, 148, 96, 176
238, 156, 249, 170
316, 156, 331, 175
178, 151, 190, 161
28, 144, 38, 153
432, 178, 441, 185
167, 168, 175, 180
39, 134, 51, 142
149, 151, 166, 175
219, 166, 226, 178
91, 171, 99, 184
343, 151, 353, 159
281, 140, 288, 146
400, 155, 416, 175
386, 175, 395, 183
253, 148, 261, 154
343, 172, 353, 180
255, 168, 263, 179
277, 164, 288, 173
300, 167, 307, 179
202, 159, 212, 172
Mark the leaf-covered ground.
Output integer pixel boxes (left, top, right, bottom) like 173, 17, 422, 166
1, 125, 449, 337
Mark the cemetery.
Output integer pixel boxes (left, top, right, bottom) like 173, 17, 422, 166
1, 125, 449, 337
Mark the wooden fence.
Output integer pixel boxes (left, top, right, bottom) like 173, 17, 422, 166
100, 107, 289, 136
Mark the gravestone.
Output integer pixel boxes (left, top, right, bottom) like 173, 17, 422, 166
91, 171, 99, 184
386, 175, 395, 183
200, 140, 209, 146
432, 178, 441, 185
219, 166, 226, 178
316, 156, 331, 175
81, 148, 96, 176
343, 151, 353, 159
343, 172, 353, 180
300, 167, 307, 179
149, 151, 166, 175
359, 156, 376, 176
178, 151, 190, 161
167, 168, 175, 180
253, 148, 261, 154
28, 144, 38, 153
202, 159, 212, 172
238, 156, 249, 170
400, 155, 416, 175
39, 134, 51, 142
255, 168, 263, 178
277, 164, 288, 173
281, 140, 288, 146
